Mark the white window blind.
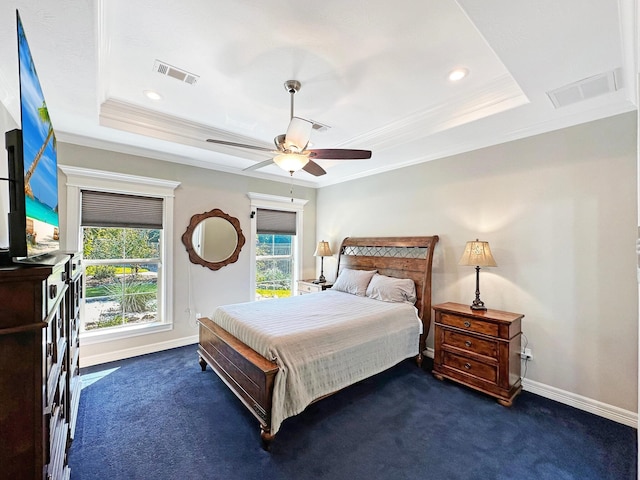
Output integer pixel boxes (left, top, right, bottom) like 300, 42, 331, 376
81, 190, 163, 229
256, 208, 297, 236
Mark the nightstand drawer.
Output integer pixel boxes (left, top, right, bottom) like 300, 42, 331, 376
443, 351, 497, 383
439, 312, 499, 337
298, 282, 321, 294
442, 329, 498, 358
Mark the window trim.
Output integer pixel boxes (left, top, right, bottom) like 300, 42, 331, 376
247, 192, 308, 300
60, 165, 180, 344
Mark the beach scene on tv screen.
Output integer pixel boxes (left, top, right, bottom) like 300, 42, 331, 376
18, 16, 59, 257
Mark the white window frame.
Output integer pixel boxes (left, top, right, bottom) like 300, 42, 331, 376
60, 165, 180, 344
247, 192, 308, 300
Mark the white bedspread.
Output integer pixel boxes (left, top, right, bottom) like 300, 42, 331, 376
211, 290, 421, 435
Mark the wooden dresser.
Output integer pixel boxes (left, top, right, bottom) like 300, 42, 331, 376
432, 302, 524, 406
0, 254, 83, 480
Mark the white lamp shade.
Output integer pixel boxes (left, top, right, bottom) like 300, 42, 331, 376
313, 241, 332, 257
458, 239, 497, 267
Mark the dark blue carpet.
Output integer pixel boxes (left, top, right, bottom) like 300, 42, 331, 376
68, 345, 637, 480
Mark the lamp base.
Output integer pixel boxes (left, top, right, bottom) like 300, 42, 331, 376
470, 299, 487, 311
313, 277, 326, 284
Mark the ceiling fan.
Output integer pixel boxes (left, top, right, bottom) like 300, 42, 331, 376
206, 80, 372, 176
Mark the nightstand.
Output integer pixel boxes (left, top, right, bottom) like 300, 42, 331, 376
432, 302, 524, 406
297, 279, 333, 295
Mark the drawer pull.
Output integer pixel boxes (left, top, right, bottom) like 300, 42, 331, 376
465, 340, 472, 347
49, 284, 58, 299
464, 321, 471, 328
464, 363, 472, 370
46, 342, 54, 357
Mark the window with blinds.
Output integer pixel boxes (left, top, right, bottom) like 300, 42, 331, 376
81, 190, 163, 229
255, 208, 297, 299
256, 208, 296, 236
80, 190, 164, 332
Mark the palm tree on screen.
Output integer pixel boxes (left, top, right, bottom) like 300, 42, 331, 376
24, 101, 56, 199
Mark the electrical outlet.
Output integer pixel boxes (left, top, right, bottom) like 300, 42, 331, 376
520, 347, 532, 360
195, 312, 202, 319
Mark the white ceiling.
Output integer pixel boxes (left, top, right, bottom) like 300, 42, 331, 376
0, 0, 637, 188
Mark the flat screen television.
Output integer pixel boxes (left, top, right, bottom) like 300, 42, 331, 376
3, 10, 60, 265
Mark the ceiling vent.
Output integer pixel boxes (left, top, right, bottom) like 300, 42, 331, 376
547, 70, 619, 108
309, 120, 330, 132
153, 60, 199, 85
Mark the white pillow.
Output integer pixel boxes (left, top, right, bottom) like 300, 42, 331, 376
365, 273, 417, 304
332, 268, 377, 296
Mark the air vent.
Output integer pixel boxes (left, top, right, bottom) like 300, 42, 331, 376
310, 120, 330, 132
547, 70, 619, 108
153, 60, 199, 85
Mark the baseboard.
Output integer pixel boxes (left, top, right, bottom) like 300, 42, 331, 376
423, 348, 637, 428
81, 335, 199, 367
522, 378, 638, 428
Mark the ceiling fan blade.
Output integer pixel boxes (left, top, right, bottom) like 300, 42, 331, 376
242, 159, 275, 172
307, 149, 372, 160
206, 138, 274, 153
284, 117, 313, 152
302, 160, 326, 176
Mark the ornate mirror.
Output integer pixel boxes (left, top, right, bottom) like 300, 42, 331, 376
182, 208, 245, 270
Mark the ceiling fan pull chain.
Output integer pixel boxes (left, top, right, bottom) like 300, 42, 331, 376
289, 172, 294, 202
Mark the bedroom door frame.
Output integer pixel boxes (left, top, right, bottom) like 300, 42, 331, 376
247, 192, 308, 301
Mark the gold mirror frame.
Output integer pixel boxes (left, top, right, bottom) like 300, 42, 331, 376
181, 208, 245, 270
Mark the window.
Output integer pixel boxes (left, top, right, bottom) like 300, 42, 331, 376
82, 227, 160, 330
256, 208, 296, 298
60, 166, 180, 343
247, 193, 307, 301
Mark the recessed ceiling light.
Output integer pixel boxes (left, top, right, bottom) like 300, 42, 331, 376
144, 90, 163, 101
448, 68, 469, 82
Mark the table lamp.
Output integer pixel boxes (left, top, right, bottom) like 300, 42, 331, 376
313, 240, 332, 283
458, 239, 497, 310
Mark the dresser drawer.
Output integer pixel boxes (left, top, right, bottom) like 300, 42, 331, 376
442, 329, 498, 359
442, 351, 497, 383
439, 312, 499, 337
46, 262, 67, 317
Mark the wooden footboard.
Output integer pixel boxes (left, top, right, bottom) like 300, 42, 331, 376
197, 316, 279, 447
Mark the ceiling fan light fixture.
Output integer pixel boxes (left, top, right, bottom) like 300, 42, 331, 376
273, 153, 309, 172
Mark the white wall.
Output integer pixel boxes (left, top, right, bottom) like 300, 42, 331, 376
57, 143, 317, 364
0, 101, 19, 248
316, 112, 638, 416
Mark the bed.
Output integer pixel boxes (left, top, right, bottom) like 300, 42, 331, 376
197, 236, 439, 449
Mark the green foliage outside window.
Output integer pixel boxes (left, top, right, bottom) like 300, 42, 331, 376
256, 234, 293, 298
82, 227, 160, 331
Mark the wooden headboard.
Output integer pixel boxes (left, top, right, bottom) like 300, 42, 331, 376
336, 236, 439, 354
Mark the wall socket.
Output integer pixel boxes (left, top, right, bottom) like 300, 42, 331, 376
520, 347, 533, 360
195, 312, 202, 319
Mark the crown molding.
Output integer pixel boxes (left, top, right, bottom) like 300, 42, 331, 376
56, 130, 318, 188
344, 74, 529, 151
99, 98, 273, 162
